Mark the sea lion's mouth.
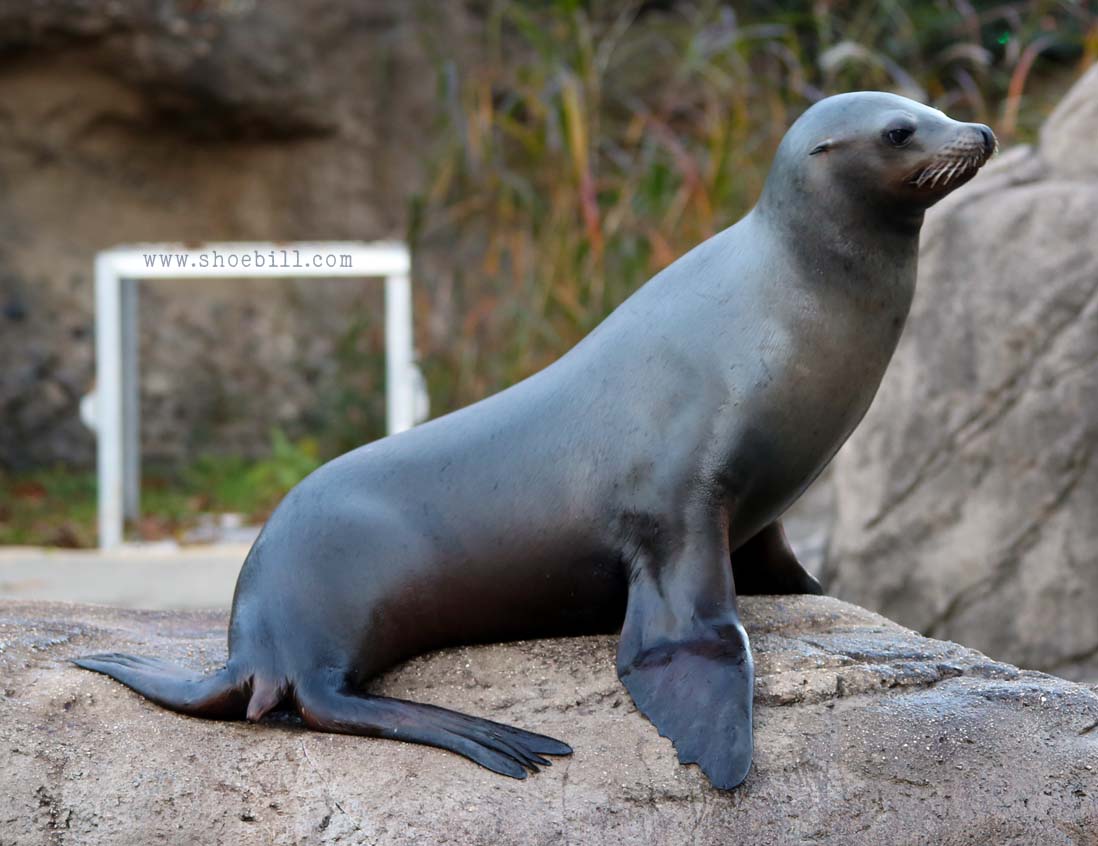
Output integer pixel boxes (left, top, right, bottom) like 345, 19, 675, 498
907, 137, 997, 192
907, 150, 992, 191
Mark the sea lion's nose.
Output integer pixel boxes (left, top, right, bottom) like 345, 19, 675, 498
974, 124, 997, 156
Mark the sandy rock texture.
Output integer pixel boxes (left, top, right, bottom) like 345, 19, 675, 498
1, 596, 1095, 845
827, 65, 1098, 681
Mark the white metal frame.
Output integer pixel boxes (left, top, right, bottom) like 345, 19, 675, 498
94, 241, 415, 549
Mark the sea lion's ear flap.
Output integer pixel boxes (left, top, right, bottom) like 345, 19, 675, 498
809, 139, 832, 155
616, 568, 755, 790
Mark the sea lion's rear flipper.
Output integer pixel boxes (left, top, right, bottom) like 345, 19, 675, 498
731, 520, 824, 595
294, 677, 571, 779
72, 653, 247, 719
617, 524, 754, 789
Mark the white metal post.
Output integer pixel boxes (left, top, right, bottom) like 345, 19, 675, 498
95, 255, 124, 549
121, 278, 141, 522
385, 273, 416, 434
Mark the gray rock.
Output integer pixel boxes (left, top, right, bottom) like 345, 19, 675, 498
827, 65, 1098, 681
1040, 63, 1098, 180
1, 596, 1095, 844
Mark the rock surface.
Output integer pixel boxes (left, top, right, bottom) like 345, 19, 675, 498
827, 65, 1098, 681
1, 597, 1095, 845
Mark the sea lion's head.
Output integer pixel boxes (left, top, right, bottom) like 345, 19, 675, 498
762, 92, 996, 232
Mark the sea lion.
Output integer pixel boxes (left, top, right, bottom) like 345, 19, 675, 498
75, 92, 995, 790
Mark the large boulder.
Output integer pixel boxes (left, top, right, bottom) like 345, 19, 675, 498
826, 65, 1098, 681
1, 597, 1095, 845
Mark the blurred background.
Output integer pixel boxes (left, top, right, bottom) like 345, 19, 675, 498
0, 1, 1095, 678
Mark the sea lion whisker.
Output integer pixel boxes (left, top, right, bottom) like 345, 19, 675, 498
916, 164, 939, 187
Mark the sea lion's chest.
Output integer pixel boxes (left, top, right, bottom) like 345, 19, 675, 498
711, 271, 911, 530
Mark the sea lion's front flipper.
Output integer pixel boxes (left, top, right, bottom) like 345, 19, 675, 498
731, 520, 824, 595
616, 524, 754, 789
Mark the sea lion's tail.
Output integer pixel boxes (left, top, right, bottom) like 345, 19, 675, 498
72, 653, 250, 719
72, 655, 573, 778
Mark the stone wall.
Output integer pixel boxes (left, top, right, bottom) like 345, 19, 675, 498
0, 0, 472, 467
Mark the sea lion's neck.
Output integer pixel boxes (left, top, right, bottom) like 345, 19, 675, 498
751, 184, 921, 299
755, 183, 922, 252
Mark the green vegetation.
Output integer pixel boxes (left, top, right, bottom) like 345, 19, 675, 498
0, 431, 320, 547
410, 0, 1097, 414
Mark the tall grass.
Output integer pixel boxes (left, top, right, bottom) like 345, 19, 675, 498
407, 0, 1097, 418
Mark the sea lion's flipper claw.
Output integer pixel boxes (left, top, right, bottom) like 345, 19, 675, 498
72, 653, 247, 719
487, 724, 572, 757
294, 681, 570, 779
731, 520, 824, 595
405, 697, 573, 757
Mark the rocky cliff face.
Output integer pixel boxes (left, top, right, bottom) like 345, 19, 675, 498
827, 66, 1098, 681
1, 596, 1096, 845
0, 0, 472, 466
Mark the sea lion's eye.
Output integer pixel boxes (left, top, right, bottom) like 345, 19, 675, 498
886, 127, 914, 147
